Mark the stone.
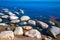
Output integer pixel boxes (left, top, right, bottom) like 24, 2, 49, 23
14, 27, 23, 35
8, 12, 15, 16
25, 29, 41, 39
11, 20, 20, 23
1, 15, 9, 18
28, 20, 36, 25
0, 23, 6, 26
18, 9, 24, 14
0, 18, 2, 22
47, 26, 60, 38
20, 22, 27, 25
37, 21, 48, 29
2, 8, 9, 12
20, 16, 30, 21
22, 26, 32, 30
0, 31, 14, 40
10, 16, 18, 20
0, 13, 4, 16
49, 21, 55, 25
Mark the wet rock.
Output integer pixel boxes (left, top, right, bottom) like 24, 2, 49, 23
10, 16, 18, 20
37, 21, 48, 29
8, 12, 15, 16
14, 27, 23, 35
22, 26, 32, 30
20, 16, 30, 21
25, 29, 41, 39
49, 21, 55, 25
0, 18, 2, 22
47, 26, 60, 38
2, 8, 9, 12
28, 20, 36, 25
11, 20, 20, 23
20, 22, 27, 25
0, 13, 4, 16
1, 15, 9, 18
0, 31, 14, 40
18, 9, 24, 14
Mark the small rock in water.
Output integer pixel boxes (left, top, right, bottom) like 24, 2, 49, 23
20, 22, 27, 25
28, 20, 36, 26
22, 26, 32, 30
49, 21, 55, 25
1, 15, 9, 18
0, 18, 2, 22
0, 13, 4, 16
14, 27, 23, 35
18, 9, 24, 14
37, 21, 48, 29
20, 16, 30, 21
2, 8, 9, 12
0, 31, 14, 40
47, 26, 60, 38
8, 12, 15, 16
25, 29, 41, 39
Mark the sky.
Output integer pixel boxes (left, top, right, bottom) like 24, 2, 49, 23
0, 0, 60, 2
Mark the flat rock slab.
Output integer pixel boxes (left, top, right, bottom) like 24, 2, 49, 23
14, 35, 41, 40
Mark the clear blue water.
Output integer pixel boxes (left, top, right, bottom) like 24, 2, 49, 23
0, 1, 60, 17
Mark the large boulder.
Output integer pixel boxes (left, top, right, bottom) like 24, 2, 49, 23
14, 27, 23, 35
0, 31, 14, 40
28, 20, 36, 25
25, 29, 41, 39
20, 16, 30, 21
37, 21, 48, 29
22, 26, 32, 30
47, 26, 60, 38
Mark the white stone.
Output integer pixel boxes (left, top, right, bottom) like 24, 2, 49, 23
20, 16, 30, 21
0, 13, 4, 16
0, 23, 6, 26
8, 12, 15, 16
11, 20, 20, 23
2, 8, 9, 12
49, 21, 55, 25
37, 21, 48, 29
28, 20, 36, 25
1, 15, 9, 18
0, 31, 14, 40
10, 16, 18, 20
0, 18, 2, 22
14, 27, 23, 35
25, 29, 41, 38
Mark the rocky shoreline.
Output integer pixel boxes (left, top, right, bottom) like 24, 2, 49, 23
0, 8, 60, 40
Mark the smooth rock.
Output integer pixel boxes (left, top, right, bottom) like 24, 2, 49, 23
47, 26, 60, 38
0, 31, 14, 40
0, 13, 4, 16
14, 27, 23, 35
8, 12, 15, 16
10, 16, 18, 20
18, 9, 24, 14
0, 18, 2, 22
2, 8, 9, 12
11, 20, 20, 23
37, 21, 48, 29
49, 21, 55, 25
1, 15, 9, 18
25, 29, 41, 38
0, 23, 6, 26
20, 22, 27, 25
28, 20, 36, 25
22, 26, 32, 30
20, 16, 30, 21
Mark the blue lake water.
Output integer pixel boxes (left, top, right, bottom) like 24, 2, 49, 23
0, 1, 60, 20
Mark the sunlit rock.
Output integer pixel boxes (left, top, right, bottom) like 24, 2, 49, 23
0, 18, 2, 22
14, 27, 23, 35
0, 31, 14, 40
11, 20, 20, 23
10, 16, 18, 20
20, 16, 30, 21
25, 29, 41, 38
22, 26, 32, 30
49, 21, 55, 25
37, 21, 48, 29
1, 15, 9, 18
28, 20, 36, 25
